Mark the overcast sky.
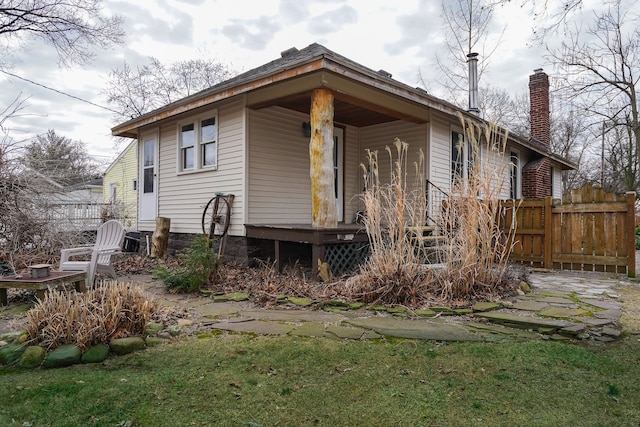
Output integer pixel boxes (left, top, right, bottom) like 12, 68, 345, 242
0, 0, 615, 164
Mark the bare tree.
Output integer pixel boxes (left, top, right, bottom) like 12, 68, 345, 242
104, 57, 236, 121
548, 0, 640, 192
0, 0, 124, 68
426, 0, 504, 107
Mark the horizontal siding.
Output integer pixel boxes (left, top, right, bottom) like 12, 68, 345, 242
103, 141, 138, 229
359, 121, 428, 195
429, 119, 452, 194
344, 124, 360, 223
248, 107, 312, 223
156, 98, 245, 235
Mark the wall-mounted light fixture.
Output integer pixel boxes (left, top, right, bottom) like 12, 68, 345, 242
302, 121, 311, 137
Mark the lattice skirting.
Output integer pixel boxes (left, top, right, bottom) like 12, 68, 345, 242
324, 242, 370, 275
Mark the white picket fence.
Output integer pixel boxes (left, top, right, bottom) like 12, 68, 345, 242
48, 202, 110, 231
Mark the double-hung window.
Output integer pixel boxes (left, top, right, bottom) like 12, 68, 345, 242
451, 129, 479, 185
510, 151, 520, 199
178, 112, 218, 172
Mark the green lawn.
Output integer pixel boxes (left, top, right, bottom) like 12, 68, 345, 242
2, 334, 640, 426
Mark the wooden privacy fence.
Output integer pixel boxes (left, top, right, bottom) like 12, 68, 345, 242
500, 184, 636, 277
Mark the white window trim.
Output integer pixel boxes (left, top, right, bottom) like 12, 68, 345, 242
176, 110, 219, 174
451, 126, 477, 182
509, 148, 521, 200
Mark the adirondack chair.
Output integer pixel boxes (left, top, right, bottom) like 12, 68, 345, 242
59, 220, 126, 288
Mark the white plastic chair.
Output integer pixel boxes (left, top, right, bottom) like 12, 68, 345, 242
59, 220, 126, 288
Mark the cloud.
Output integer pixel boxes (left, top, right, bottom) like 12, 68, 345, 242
221, 16, 282, 50
278, 0, 311, 24
307, 5, 358, 35
384, 2, 441, 60
107, 0, 193, 46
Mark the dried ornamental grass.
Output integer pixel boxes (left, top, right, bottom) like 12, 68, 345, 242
346, 139, 432, 306
433, 115, 518, 299
24, 281, 157, 350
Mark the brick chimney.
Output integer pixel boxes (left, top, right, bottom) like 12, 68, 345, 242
522, 68, 552, 199
529, 68, 550, 145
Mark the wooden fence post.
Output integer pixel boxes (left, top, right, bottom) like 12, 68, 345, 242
626, 192, 636, 278
544, 196, 553, 269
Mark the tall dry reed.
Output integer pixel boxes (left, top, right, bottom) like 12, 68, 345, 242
433, 114, 517, 299
345, 138, 431, 305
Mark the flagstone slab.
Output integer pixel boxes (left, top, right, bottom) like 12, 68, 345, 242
537, 306, 589, 319
579, 299, 623, 310
472, 302, 502, 312
473, 311, 574, 330
238, 309, 346, 323
197, 303, 241, 318
574, 317, 614, 326
290, 322, 325, 337
534, 296, 573, 304
466, 322, 541, 340
324, 325, 365, 340
210, 320, 295, 335
344, 317, 481, 341
511, 301, 549, 312
592, 309, 622, 320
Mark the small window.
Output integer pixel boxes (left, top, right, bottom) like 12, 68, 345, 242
200, 117, 217, 167
451, 131, 464, 183
109, 183, 117, 203
510, 151, 519, 199
177, 112, 218, 173
180, 123, 195, 170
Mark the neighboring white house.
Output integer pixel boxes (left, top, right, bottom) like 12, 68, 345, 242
111, 43, 574, 268
103, 140, 138, 229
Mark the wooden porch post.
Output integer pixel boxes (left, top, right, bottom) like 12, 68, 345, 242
309, 88, 337, 228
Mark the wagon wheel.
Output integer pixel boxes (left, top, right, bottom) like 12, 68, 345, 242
202, 195, 231, 239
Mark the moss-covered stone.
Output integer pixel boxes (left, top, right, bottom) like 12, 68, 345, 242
454, 308, 473, 315
431, 306, 454, 313
145, 322, 163, 336
226, 292, 250, 302
329, 300, 349, 307
18, 345, 45, 368
519, 281, 532, 293
43, 344, 82, 368
81, 344, 110, 363
166, 325, 181, 336
109, 337, 146, 355
387, 306, 407, 314
1, 331, 23, 344
472, 302, 502, 312
288, 297, 312, 307
414, 309, 437, 318
349, 302, 365, 310
0, 343, 26, 366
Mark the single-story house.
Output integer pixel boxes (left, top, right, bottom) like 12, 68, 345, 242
111, 43, 574, 272
103, 140, 138, 229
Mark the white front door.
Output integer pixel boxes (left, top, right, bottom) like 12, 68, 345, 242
334, 127, 344, 222
139, 135, 157, 221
